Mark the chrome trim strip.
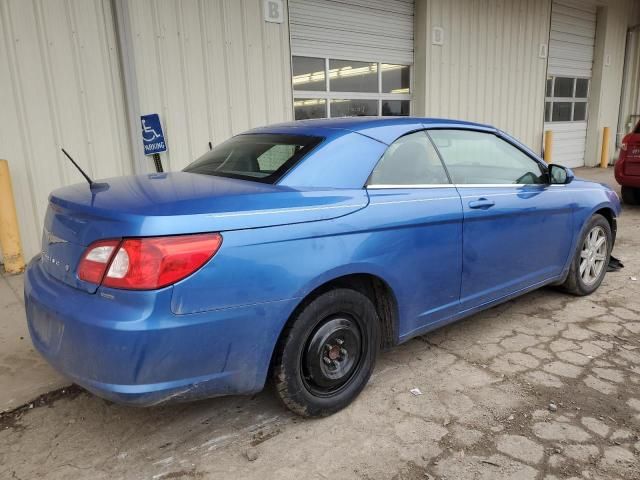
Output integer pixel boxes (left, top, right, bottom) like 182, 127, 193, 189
370, 196, 460, 206
460, 192, 529, 199
453, 183, 530, 188
368, 183, 575, 190
368, 183, 543, 189
366, 184, 453, 189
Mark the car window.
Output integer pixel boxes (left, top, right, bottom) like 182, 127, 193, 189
257, 144, 298, 172
368, 131, 450, 185
428, 130, 546, 185
184, 134, 322, 183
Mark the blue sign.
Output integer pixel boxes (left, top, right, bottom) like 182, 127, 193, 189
141, 114, 167, 155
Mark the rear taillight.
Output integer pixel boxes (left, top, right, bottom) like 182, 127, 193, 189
77, 239, 120, 284
78, 234, 222, 290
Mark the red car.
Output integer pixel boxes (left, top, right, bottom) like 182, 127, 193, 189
615, 123, 640, 204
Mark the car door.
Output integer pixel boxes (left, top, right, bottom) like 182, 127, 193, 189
365, 130, 463, 339
428, 129, 573, 308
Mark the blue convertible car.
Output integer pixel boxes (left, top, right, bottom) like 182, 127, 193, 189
25, 117, 621, 416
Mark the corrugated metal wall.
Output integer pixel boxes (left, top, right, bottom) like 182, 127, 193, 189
414, 0, 552, 151
125, 0, 294, 171
0, 0, 132, 260
585, 0, 637, 166
618, 26, 640, 146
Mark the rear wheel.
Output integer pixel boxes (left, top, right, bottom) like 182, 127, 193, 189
561, 214, 612, 296
621, 186, 640, 205
272, 288, 380, 417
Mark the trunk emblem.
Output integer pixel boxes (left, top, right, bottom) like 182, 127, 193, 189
40, 252, 70, 273
44, 229, 68, 245
42, 229, 70, 272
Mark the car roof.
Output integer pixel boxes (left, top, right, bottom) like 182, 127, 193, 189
246, 116, 496, 145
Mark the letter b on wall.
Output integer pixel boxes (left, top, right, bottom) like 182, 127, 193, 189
263, 0, 284, 23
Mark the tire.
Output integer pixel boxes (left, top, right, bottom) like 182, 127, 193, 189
621, 186, 640, 205
272, 288, 380, 417
561, 214, 612, 296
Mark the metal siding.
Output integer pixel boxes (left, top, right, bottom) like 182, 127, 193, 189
586, 0, 638, 166
618, 28, 640, 145
0, 0, 131, 260
126, 0, 293, 171
289, 0, 415, 64
416, 0, 551, 151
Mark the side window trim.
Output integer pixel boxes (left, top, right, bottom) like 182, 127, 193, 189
425, 128, 549, 187
494, 131, 549, 172
366, 129, 454, 188
426, 128, 548, 170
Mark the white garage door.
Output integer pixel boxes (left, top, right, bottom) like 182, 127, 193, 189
544, 0, 596, 168
289, 0, 414, 119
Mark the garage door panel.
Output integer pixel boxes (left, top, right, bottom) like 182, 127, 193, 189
326, 0, 415, 15
545, 1, 595, 168
548, 61, 593, 78
290, 22, 412, 45
291, 2, 413, 32
552, 3, 596, 22
548, 41, 594, 61
292, 39, 412, 65
549, 31, 595, 47
553, 143, 587, 155
290, 0, 414, 64
550, 21, 595, 39
548, 58, 594, 70
552, 134, 589, 145
551, 133, 589, 144
548, 122, 588, 132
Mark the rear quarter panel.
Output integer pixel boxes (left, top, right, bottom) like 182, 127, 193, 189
170, 189, 462, 343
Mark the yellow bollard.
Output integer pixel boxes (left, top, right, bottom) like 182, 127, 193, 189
544, 130, 553, 163
0, 160, 25, 273
600, 127, 610, 168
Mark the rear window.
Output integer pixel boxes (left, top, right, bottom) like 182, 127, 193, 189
183, 134, 322, 183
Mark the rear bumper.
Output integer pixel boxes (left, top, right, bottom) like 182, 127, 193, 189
24, 257, 298, 405
614, 158, 640, 188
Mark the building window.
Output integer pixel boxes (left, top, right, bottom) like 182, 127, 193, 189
544, 76, 589, 123
292, 56, 411, 120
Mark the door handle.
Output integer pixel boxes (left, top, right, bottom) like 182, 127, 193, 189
468, 198, 495, 209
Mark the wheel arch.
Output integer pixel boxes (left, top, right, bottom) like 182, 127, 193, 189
593, 206, 617, 245
270, 271, 400, 376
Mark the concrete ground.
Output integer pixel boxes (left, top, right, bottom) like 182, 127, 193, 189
1, 167, 639, 480
0, 267, 67, 412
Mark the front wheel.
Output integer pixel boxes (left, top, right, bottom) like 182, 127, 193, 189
561, 214, 612, 296
272, 288, 380, 417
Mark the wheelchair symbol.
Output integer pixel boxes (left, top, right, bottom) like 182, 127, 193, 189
142, 119, 162, 142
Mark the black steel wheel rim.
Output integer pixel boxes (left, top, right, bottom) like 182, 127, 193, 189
301, 314, 365, 397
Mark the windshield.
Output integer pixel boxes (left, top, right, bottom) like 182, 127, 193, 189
183, 133, 322, 183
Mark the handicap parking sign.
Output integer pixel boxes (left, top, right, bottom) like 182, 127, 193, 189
141, 114, 167, 155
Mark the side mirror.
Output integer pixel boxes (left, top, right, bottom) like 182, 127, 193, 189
548, 164, 574, 185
